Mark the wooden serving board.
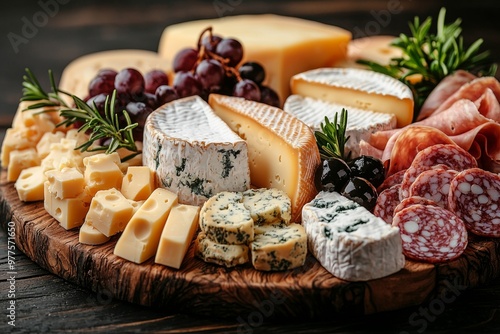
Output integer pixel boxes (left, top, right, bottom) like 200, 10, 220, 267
1, 170, 500, 318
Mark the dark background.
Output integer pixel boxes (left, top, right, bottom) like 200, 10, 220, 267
1, 0, 499, 127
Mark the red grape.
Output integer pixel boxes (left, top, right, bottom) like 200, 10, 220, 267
195, 59, 225, 91
201, 34, 222, 53
233, 79, 261, 101
239, 62, 265, 85
88, 70, 116, 97
173, 71, 202, 98
144, 69, 169, 94
173, 48, 198, 72
215, 38, 243, 67
155, 85, 178, 105
114, 68, 145, 97
260, 85, 280, 107
86, 93, 108, 114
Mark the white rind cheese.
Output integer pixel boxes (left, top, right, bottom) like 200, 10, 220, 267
291, 68, 414, 127
143, 96, 250, 206
199, 192, 254, 245
251, 223, 307, 271
302, 191, 405, 281
284, 95, 397, 157
242, 188, 291, 226
195, 232, 250, 268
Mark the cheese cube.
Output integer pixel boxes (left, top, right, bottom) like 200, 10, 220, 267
86, 188, 134, 237
121, 166, 155, 201
15, 166, 46, 202
114, 188, 178, 264
159, 14, 351, 100
45, 167, 85, 199
194, 232, 249, 268
41, 139, 83, 172
1, 128, 36, 167
7, 148, 41, 182
44, 181, 90, 230
36, 131, 66, 159
79, 220, 111, 245
83, 152, 123, 196
155, 204, 200, 269
250, 224, 307, 271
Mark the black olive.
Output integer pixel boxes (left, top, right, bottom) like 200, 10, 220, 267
314, 157, 351, 192
348, 155, 385, 188
341, 176, 378, 211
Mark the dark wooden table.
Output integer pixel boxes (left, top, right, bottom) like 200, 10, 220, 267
1, 0, 500, 332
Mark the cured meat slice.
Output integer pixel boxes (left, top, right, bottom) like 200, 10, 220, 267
393, 196, 439, 215
448, 168, 500, 237
399, 144, 477, 199
392, 204, 468, 263
409, 169, 458, 209
373, 184, 401, 224
377, 169, 405, 193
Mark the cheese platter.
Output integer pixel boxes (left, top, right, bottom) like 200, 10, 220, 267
2, 8, 500, 319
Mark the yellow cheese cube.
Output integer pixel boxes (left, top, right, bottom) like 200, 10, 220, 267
7, 148, 41, 182
114, 188, 178, 264
158, 14, 351, 101
36, 131, 66, 159
121, 166, 155, 201
86, 188, 134, 237
78, 220, 111, 245
15, 166, 46, 202
44, 181, 90, 230
155, 204, 200, 269
1, 128, 36, 168
83, 152, 123, 196
45, 167, 85, 199
41, 139, 83, 172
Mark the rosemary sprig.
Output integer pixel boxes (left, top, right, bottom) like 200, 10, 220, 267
314, 108, 351, 161
20, 68, 141, 160
358, 7, 497, 118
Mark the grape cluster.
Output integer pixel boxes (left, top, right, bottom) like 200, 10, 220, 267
86, 67, 173, 141
172, 27, 280, 107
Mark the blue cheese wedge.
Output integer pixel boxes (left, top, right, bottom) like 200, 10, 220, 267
195, 232, 250, 267
302, 191, 405, 281
143, 96, 250, 206
251, 223, 307, 271
242, 188, 291, 226
199, 191, 254, 245
283, 95, 397, 157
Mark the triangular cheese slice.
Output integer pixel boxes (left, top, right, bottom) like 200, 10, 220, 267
208, 94, 320, 223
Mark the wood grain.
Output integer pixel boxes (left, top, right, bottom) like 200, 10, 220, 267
1, 170, 500, 319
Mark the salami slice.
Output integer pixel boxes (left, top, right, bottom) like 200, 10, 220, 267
393, 196, 439, 215
409, 169, 458, 209
448, 168, 500, 237
377, 169, 405, 193
400, 144, 477, 199
373, 184, 401, 224
392, 204, 468, 263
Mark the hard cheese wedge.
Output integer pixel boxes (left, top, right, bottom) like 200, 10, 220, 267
291, 68, 414, 127
159, 14, 351, 100
208, 94, 320, 223
284, 95, 397, 157
143, 95, 250, 206
59, 49, 169, 101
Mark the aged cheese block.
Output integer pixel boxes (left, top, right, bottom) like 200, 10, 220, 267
302, 191, 405, 281
242, 188, 291, 226
79, 220, 111, 245
15, 166, 45, 202
291, 68, 414, 127
251, 223, 307, 271
114, 188, 178, 264
208, 94, 320, 223
199, 191, 254, 245
143, 96, 250, 206
121, 166, 155, 201
155, 204, 200, 269
158, 14, 351, 100
283, 95, 397, 157
194, 232, 250, 268
59, 49, 169, 100
86, 188, 135, 237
